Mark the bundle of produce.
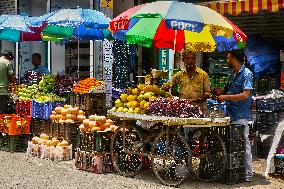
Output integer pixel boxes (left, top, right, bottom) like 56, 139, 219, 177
23, 70, 42, 84
54, 75, 74, 96
38, 75, 55, 93
50, 105, 86, 124
27, 134, 72, 161
79, 115, 117, 133
147, 97, 204, 118
18, 84, 39, 101
73, 78, 103, 94
111, 84, 170, 114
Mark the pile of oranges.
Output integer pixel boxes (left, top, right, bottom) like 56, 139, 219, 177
73, 78, 103, 94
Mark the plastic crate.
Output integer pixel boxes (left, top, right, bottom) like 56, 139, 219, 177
227, 152, 245, 169
30, 118, 51, 136
207, 100, 226, 112
16, 100, 32, 117
221, 167, 245, 185
257, 135, 274, 158
274, 155, 284, 176
212, 124, 245, 154
256, 111, 281, 135
48, 101, 65, 117
281, 71, 284, 89
256, 98, 284, 112
75, 151, 113, 173
2, 114, 31, 135
0, 133, 30, 152
32, 101, 49, 120
254, 75, 280, 95
70, 93, 107, 116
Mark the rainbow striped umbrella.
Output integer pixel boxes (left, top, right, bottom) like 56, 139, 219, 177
110, 1, 246, 52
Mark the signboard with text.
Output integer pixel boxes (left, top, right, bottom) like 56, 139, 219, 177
103, 40, 113, 108
158, 48, 169, 80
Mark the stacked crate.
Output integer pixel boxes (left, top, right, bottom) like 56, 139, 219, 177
255, 109, 284, 158
208, 58, 231, 89
70, 93, 106, 116
214, 124, 245, 184
75, 131, 113, 173
0, 114, 31, 152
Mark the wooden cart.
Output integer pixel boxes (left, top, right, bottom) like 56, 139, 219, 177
108, 111, 230, 187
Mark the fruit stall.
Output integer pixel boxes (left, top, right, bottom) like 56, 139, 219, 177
106, 82, 246, 186
0, 69, 249, 186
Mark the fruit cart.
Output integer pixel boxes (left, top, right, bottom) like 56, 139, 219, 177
108, 111, 230, 187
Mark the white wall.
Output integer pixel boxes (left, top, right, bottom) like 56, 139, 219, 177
51, 42, 65, 75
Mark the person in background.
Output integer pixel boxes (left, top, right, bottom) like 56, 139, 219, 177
213, 50, 253, 182
163, 50, 211, 108
0, 50, 16, 113
32, 53, 49, 74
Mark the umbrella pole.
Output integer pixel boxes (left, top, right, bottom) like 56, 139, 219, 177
77, 26, 80, 78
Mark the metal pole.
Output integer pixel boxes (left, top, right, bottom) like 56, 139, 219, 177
15, 0, 20, 82
47, 0, 52, 73
77, 26, 80, 78
89, 0, 94, 78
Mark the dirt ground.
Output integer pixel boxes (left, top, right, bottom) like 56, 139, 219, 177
0, 152, 283, 189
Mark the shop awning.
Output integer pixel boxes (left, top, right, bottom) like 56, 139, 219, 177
200, 0, 284, 16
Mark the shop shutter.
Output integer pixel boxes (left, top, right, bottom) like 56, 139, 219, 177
0, 0, 16, 15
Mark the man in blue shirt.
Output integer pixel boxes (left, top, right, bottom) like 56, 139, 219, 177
32, 53, 49, 74
213, 50, 253, 182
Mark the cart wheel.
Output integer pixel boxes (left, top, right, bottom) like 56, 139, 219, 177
189, 128, 226, 182
110, 125, 144, 177
151, 130, 191, 187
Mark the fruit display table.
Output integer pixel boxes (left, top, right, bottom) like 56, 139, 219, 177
107, 111, 230, 187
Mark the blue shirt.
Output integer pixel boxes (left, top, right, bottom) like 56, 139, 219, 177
225, 65, 253, 121
32, 66, 49, 75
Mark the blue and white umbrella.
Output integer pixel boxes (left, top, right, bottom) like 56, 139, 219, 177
32, 8, 111, 77
0, 15, 36, 42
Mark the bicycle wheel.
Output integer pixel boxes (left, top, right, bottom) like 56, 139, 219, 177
151, 129, 191, 187
189, 128, 227, 182
110, 124, 144, 177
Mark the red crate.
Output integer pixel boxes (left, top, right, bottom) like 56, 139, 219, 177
2, 114, 31, 135
16, 100, 32, 117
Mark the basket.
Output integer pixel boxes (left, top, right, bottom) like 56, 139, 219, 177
32, 101, 49, 120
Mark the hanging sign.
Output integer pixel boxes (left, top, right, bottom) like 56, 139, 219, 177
158, 48, 169, 79
102, 0, 113, 8
103, 39, 113, 108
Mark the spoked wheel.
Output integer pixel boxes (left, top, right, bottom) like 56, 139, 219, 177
189, 128, 227, 182
110, 124, 144, 177
151, 129, 191, 187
